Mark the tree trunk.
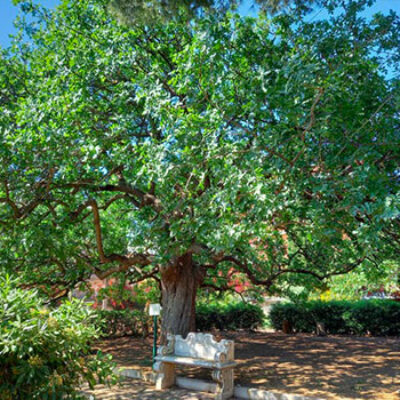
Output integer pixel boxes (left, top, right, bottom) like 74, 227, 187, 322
160, 253, 202, 342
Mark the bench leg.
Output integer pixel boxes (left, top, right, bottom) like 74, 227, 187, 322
212, 368, 234, 400
153, 361, 175, 390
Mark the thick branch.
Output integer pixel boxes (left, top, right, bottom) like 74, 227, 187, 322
89, 199, 152, 272
206, 253, 366, 290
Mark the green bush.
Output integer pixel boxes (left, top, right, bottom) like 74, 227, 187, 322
270, 300, 400, 336
0, 275, 116, 400
96, 309, 152, 338
196, 301, 265, 331
344, 300, 400, 336
95, 301, 264, 337
309, 301, 352, 334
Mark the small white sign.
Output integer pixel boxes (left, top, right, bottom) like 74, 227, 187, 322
149, 303, 161, 316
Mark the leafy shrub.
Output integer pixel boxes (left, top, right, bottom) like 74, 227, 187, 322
270, 300, 400, 336
196, 301, 265, 331
96, 309, 152, 338
306, 300, 352, 334
0, 275, 116, 400
344, 300, 400, 336
95, 301, 264, 337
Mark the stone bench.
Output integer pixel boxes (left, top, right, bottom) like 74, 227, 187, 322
153, 332, 237, 400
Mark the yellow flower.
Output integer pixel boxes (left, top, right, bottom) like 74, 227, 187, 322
38, 308, 50, 318
64, 327, 74, 336
0, 389, 13, 400
28, 355, 43, 367
54, 373, 63, 386
47, 316, 59, 329
49, 372, 63, 387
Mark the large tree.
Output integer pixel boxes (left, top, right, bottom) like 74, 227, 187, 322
0, 0, 399, 337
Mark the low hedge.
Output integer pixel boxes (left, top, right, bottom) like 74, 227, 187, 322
96, 309, 152, 338
97, 302, 264, 337
196, 302, 265, 331
270, 300, 400, 336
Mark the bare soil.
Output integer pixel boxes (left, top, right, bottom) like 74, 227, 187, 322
96, 331, 400, 400
80, 380, 215, 400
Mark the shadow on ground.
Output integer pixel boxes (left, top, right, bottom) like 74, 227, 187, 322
81, 380, 216, 400
97, 331, 400, 400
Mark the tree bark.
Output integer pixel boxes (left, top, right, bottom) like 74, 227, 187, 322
160, 253, 203, 342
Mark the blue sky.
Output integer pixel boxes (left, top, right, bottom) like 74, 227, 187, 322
0, 0, 58, 47
1, 0, 400, 47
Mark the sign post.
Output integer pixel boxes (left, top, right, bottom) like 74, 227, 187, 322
149, 303, 161, 364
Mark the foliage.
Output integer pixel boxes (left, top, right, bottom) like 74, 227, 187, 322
344, 300, 400, 336
0, 0, 399, 334
95, 308, 152, 337
0, 275, 117, 400
96, 300, 264, 336
317, 260, 400, 301
198, 288, 265, 306
196, 301, 265, 331
270, 300, 400, 336
94, 278, 160, 310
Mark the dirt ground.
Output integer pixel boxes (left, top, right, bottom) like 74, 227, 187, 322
96, 331, 400, 400
80, 380, 216, 400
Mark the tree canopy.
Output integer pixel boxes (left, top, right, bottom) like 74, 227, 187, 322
1, 0, 399, 334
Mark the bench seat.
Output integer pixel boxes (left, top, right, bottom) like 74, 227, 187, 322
155, 355, 237, 370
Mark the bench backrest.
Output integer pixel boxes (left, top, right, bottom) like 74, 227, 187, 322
171, 332, 234, 361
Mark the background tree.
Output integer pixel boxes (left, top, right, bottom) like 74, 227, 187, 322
318, 260, 400, 301
0, 0, 399, 338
